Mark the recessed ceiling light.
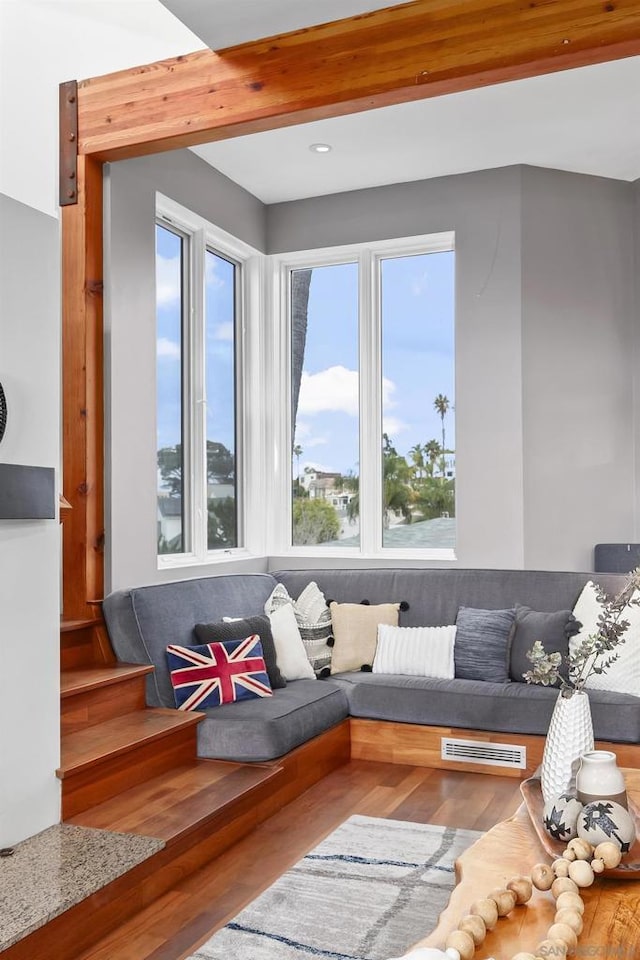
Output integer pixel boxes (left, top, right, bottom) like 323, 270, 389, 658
309, 143, 332, 154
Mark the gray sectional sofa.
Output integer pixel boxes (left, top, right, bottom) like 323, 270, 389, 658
102, 567, 640, 763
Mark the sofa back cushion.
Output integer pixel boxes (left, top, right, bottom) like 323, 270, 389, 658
103, 573, 278, 707
273, 569, 627, 631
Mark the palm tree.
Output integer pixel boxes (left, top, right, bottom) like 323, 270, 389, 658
408, 442, 425, 481
291, 269, 312, 443
433, 394, 450, 479
423, 439, 442, 478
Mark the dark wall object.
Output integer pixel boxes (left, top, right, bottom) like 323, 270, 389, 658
0, 464, 56, 520
594, 543, 640, 574
0, 382, 6, 444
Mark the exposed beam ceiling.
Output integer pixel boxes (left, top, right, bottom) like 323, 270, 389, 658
77, 0, 640, 162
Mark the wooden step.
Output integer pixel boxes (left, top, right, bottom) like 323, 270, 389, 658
58, 709, 204, 817
61, 617, 115, 668
68, 759, 281, 841
61, 664, 154, 735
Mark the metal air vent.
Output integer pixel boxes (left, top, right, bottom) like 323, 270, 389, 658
441, 737, 526, 769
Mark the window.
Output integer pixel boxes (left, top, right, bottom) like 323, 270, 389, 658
284, 234, 455, 556
155, 198, 254, 563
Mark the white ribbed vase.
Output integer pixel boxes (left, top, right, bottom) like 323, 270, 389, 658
541, 689, 594, 804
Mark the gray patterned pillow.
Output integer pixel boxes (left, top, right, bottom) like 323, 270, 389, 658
266, 582, 333, 676
454, 606, 516, 682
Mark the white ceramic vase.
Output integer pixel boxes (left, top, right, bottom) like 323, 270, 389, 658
576, 750, 628, 809
541, 689, 594, 804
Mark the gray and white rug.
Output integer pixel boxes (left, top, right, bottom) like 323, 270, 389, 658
188, 814, 480, 960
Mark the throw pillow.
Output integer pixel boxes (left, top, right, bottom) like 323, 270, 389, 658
373, 624, 456, 679
193, 614, 286, 689
265, 581, 333, 676
329, 601, 400, 674
166, 637, 272, 711
454, 606, 516, 682
509, 605, 576, 684
570, 581, 640, 696
268, 603, 316, 681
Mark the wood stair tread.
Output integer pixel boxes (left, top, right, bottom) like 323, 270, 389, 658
61, 664, 154, 697
67, 759, 282, 841
61, 618, 101, 633
58, 709, 204, 777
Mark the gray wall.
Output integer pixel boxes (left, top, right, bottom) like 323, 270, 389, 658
269, 168, 526, 568
106, 157, 639, 582
521, 167, 636, 571
268, 165, 638, 571
0, 194, 60, 845
104, 150, 268, 591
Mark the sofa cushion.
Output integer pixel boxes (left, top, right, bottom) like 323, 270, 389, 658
373, 624, 456, 679
570, 581, 640, 697
454, 606, 515, 682
194, 614, 286, 689
330, 601, 400, 674
167, 638, 272, 710
195, 679, 349, 761
509, 605, 576, 684
332, 671, 640, 742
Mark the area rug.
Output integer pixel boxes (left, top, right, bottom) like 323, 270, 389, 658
188, 814, 481, 960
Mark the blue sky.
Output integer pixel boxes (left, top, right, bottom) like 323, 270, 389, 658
156, 227, 455, 479
294, 251, 455, 476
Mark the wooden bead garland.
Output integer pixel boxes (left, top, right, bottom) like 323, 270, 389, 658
440, 837, 623, 960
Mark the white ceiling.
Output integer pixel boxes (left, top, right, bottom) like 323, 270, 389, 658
158, 0, 640, 203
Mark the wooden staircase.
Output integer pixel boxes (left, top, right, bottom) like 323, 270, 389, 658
3, 617, 350, 960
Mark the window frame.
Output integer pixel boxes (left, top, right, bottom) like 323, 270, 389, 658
270, 231, 456, 561
155, 194, 262, 569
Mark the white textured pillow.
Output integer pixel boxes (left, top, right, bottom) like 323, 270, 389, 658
268, 604, 315, 681
373, 624, 456, 679
570, 581, 640, 695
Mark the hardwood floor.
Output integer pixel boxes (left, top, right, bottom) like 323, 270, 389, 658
75, 761, 523, 960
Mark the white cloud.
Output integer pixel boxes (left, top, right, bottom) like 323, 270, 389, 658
299, 366, 359, 416
411, 272, 429, 297
306, 437, 329, 448
294, 421, 311, 442
157, 337, 180, 359
383, 415, 409, 436
156, 254, 181, 308
298, 368, 398, 417
206, 255, 227, 289
212, 321, 234, 341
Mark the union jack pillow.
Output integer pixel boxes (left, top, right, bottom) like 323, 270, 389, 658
166, 636, 273, 711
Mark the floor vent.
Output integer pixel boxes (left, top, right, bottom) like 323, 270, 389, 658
441, 737, 526, 769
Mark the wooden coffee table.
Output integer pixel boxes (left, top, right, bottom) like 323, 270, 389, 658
417, 769, 640, 957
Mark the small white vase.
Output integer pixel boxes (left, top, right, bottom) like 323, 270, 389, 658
541, 689, 594, 804
576, 750, 628, 809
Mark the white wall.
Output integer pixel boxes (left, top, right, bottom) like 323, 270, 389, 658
0, 0, 204, 217
0, 0, 203, 846
0, 195, 61, 846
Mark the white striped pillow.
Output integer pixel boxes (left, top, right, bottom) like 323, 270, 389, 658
373, 624, 456, 678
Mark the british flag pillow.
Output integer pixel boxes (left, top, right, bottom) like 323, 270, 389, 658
166, 636, 273, 711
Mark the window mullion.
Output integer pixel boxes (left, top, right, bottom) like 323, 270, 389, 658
359, 250, 382, 555
190, 229, 207, 561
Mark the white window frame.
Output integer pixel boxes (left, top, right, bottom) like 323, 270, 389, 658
155, 194, 264, 569
269, 231, 456, 561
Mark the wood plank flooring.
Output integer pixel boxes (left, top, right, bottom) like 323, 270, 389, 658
75, 761, 523, 960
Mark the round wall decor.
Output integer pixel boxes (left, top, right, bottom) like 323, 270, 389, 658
0, 381, 6, 444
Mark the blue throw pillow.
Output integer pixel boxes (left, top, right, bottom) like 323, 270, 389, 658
454, 606, 516, 682
167, 636, 273, 710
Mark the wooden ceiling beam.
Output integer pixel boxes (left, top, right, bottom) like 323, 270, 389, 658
77, 0, 640, 162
